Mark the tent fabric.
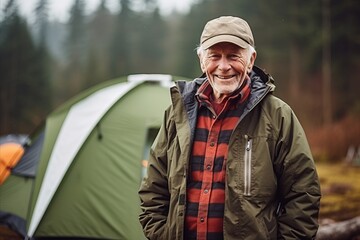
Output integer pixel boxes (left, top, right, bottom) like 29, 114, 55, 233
27, 74, 188, 239
0, 174, 33, 238
0, 135, 28, 145
0, 133, 43, 238
0, 211, 26, 238
12, 132, 44, 177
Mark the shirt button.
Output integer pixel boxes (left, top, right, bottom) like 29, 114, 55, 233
200, 217, 204, 222
206, 165, 211, 170
204, 189, 209, 194
212, 115, 216, 119
210, 142, 215, 147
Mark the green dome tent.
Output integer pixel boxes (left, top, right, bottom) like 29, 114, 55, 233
26, 74, 189, 239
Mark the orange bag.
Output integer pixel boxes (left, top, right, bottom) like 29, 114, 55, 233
0, 143, 24, 184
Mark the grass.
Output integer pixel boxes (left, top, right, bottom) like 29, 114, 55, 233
316, 162, 360, 221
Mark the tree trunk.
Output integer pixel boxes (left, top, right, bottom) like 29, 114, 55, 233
322, 0, 332, 126
316, 216, 360, 240
289, 42, 301, 110
289, 0, 301, 112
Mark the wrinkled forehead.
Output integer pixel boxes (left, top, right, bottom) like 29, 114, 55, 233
208, 42, 244, 51
206, 42, 246, 55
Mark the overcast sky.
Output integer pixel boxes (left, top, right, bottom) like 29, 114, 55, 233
6, 0, 193, 22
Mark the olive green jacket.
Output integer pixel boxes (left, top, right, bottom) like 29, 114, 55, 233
139, 66, 321, 240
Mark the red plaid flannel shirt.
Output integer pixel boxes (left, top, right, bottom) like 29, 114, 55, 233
184, 79, 251, 240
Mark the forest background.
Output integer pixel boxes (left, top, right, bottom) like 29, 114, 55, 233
1, 1, 360, 169
1, 0, 360, 229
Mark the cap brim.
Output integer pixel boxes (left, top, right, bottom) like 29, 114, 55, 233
202, 35, 249, 49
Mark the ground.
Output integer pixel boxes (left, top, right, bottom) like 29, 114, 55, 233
317, 162, 360, 222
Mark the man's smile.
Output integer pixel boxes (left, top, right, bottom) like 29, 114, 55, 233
215, 74, 237, 79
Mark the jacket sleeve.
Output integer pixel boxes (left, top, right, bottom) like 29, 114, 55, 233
138, 108, 172, 239
274, 104, 321, 240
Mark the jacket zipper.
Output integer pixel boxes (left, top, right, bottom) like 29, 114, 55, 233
244, 135, 253, 196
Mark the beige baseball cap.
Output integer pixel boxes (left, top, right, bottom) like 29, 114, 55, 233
200, 16, 254, 49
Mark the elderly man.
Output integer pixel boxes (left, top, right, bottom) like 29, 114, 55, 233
139, 16, 321, 240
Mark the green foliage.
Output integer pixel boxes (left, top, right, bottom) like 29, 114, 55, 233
109, 0, 134, 77
34, 0, 49, 43
0, 1, 51, 134
57, 0, 88, 101
85, 0, 114, 86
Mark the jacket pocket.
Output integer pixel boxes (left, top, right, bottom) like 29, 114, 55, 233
244, 134, 253, 196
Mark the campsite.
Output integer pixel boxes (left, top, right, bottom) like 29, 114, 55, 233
1, 0, 360, 239
1, 74, 187, 239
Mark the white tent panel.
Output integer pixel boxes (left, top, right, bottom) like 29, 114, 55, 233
128, 74, 173, 87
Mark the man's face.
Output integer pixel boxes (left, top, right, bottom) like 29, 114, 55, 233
200, 42, 255, 101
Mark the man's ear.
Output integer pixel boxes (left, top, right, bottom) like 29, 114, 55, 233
248, 51, 257, 73
199, 54, 206, 73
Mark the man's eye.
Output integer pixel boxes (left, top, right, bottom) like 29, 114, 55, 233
229, 55, 240, 60
208, 54, 220, 59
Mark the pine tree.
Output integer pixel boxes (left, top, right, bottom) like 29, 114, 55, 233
33, 0, 52, 118
133, 8, 166, 73
0, 0, 42, 134
85, 0, 114, 87
109, 0, 134, 78
63, 0, 87, 99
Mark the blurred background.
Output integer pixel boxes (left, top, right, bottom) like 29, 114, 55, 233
0, 0, 360, 230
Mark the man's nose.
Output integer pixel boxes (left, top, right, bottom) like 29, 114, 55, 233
218, 57, 231, 71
